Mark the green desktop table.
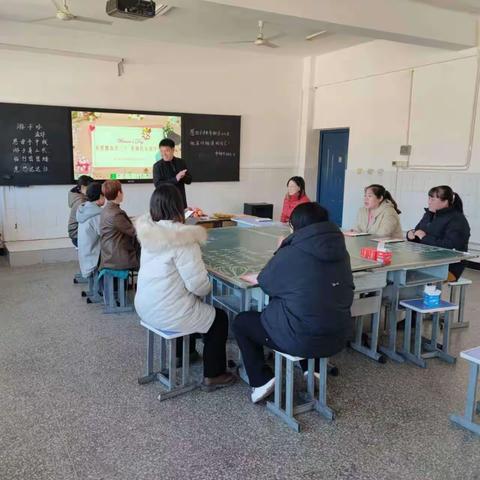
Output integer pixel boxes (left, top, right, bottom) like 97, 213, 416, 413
203, 226, 381, 288
202, 226, 474, 362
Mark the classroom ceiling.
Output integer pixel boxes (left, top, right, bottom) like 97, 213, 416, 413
0, 0, 370, 57
0, 0, 475, 58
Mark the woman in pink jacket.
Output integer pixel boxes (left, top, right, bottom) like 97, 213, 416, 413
280, 176, 310, 224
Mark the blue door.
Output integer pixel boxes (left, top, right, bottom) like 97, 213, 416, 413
317, 129, 349, 226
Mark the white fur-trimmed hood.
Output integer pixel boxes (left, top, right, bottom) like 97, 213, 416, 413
135, 214, 207, 252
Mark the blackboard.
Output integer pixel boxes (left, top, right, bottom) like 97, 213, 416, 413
0, 103, 73, 186
182, 114, 240, 182
0, 104, 241, 185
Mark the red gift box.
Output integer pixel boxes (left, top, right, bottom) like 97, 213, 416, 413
360, 247, 378, 261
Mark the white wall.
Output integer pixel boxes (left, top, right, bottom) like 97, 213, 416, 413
0, 32, 302, 241
309, 40, 480, 246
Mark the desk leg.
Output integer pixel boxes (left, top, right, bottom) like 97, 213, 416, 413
370, 309, 383, 362
349, 290, 384, 363
354, 315, 363, 346
350, 313, 384, 362
236, 288, 260, 385
379, 303, 405, 363
206, 276, 214, 305
257, 289, 265, 312
242, 288, 252, 311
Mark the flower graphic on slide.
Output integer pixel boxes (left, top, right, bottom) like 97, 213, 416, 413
142, 127, 152, 140
76, 157, 91, 174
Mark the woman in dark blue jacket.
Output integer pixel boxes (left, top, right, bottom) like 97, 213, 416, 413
407, 185, 470, 281
233, 202, 354, 403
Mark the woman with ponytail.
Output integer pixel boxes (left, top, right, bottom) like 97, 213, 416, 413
354, 184, 403, 238
407, 185, 470, 280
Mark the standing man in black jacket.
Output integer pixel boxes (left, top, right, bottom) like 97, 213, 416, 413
153, 138, 192, 209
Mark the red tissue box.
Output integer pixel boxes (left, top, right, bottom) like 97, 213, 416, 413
360, 247, 378, 261
360, 247, 393, 265
377, 250, 392, 265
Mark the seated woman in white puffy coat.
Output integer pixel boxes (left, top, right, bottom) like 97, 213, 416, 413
134, 184, 235, 391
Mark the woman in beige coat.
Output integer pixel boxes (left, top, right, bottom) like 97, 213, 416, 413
355, 184, 403, 238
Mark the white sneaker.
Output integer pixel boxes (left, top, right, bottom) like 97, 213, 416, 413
251, 377, 276, 403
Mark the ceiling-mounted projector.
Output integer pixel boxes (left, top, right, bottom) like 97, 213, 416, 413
106, 0, 157, 21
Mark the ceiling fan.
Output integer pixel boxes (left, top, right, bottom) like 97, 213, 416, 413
30, 0, 113, 25
222, 20, 281, 48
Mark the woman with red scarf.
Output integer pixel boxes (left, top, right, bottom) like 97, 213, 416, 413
280, 176, 310, 224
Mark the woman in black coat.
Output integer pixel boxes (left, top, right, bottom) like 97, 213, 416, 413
407, 185, 470, 281
233, 202, 354, 403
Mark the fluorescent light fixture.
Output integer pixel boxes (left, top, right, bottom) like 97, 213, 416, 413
155, 4, 174, 16
0, 43, 125, 76
305, 30, 327, 41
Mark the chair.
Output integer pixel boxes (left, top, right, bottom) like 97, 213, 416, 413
138, 322, 198, 401
449, 346, 480, 436
100, 269, 134, 314
266, 351, 334, 432
399, 299, 458, 368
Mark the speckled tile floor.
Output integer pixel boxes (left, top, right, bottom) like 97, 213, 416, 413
0, 260, 479, 480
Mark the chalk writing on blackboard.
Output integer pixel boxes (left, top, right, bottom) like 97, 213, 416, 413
187, 128, 237, 158
189, 129, 231, 136
181, 113, 240, 182
11, 122, 49, 175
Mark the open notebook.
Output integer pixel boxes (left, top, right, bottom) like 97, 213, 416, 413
370, 237, 405, 243
343, 231, 371, 237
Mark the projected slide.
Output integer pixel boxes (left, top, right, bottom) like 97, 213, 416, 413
71, 110, 181, 181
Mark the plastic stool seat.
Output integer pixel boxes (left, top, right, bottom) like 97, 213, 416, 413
266, 352, 334, 432
460, 346, 480, 365
275, 351, 304, 362
140, 322, 182, 340
399, 299, 458, 314
138, 322, 197, 401
399, 298, 457, 367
